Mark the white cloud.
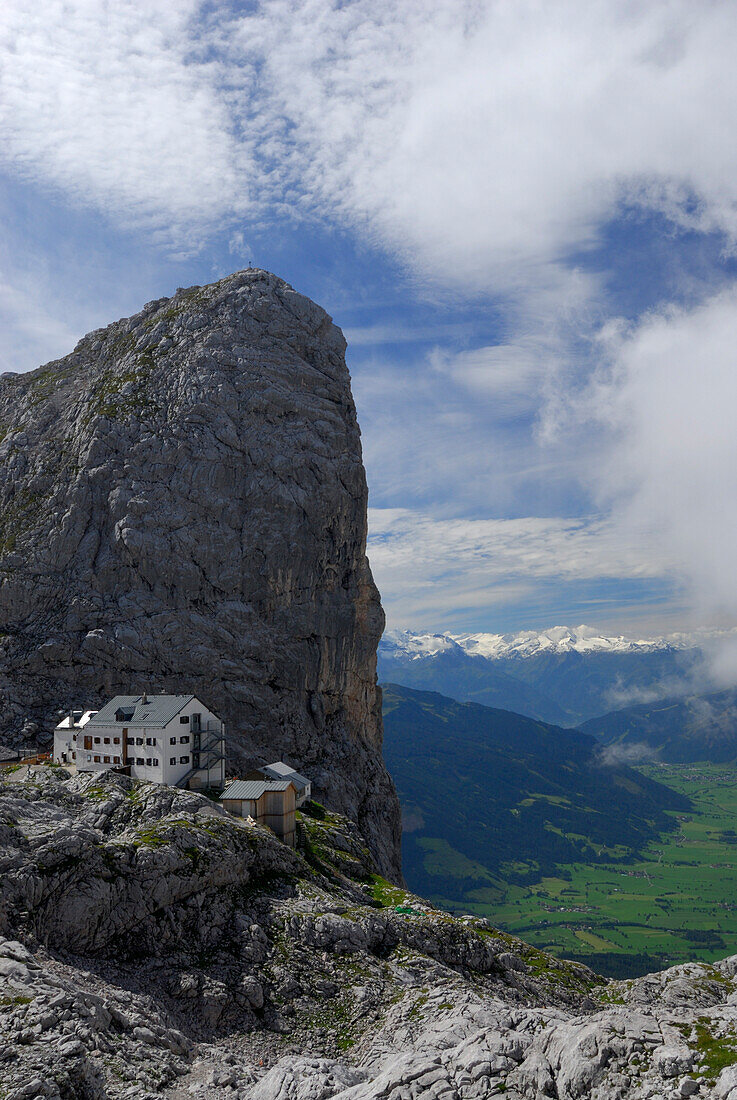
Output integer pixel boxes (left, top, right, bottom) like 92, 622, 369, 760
344, 321, 478, 347
429, 340, 553, 419
369, 508, 670, 583
227, 232, 253, 261
596, 742, 656, 766
0, 271, 79, 374
368, 507, 672, 627
353, 352, 575, 518
3, 0, 737, 369
3, 0, 737, 283
0, 1, 252, 249
583, 288, 737, 636
228, 0, 737, 299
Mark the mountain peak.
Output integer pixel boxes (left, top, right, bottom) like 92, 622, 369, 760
0, 270, 400, 878
381, 624, 707, 660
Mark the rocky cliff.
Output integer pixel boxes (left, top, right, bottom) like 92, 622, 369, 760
0, 270, 400, 878
2, 766, 737, 1100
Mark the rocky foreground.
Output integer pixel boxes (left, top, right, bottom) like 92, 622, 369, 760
1, 767, 737, 1099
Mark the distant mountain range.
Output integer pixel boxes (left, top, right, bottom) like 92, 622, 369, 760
381, 683, 690, 908
580, 688, 737, 764
379, 626, 709, 725
382, 624, 707, 659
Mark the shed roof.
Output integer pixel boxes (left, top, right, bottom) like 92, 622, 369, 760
90, 695, 195, 728
221, 779, 294, 801
260, 761, 310, 791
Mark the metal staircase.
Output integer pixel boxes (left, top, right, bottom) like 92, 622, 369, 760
175, 723, 226, 790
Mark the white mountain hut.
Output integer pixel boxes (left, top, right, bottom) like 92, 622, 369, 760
53, 693, 226, 790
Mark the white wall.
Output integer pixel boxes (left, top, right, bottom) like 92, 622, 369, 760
78, 697, 224, 788
53, 728, 75, 763
156, 697, 224, 788
76, 723, 126, 772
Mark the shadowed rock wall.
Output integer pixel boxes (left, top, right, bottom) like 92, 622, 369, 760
0, 269, 401, 879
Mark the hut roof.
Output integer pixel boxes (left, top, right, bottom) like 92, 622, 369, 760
221, 779, 294, 800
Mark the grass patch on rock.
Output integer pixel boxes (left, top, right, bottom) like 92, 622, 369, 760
368, 874, 411, 909
0, 994, 34, 1007
691, 1018, 737, 1082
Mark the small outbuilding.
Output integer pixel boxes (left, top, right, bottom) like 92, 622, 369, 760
220, 779, 297, 847
245, 760, 311, 806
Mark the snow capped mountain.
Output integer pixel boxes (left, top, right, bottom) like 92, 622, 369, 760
453, 625, 680, 659
380, 624, 726, 661
379, 630, 464, 660
378, 625, 723, 726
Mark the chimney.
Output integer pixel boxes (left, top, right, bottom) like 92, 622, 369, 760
141, 690, 148, 705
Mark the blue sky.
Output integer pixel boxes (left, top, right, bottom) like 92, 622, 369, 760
2, 0, 737, 636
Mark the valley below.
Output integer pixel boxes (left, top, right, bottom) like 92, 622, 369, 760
471, 764, 737, 978
383, 682, 737, 979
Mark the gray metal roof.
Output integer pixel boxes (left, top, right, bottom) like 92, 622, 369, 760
261, 761, 310, 790
221, 779, 294, 801
90, 695, 195, 728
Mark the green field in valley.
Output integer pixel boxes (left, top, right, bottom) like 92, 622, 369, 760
428, 764, 737, 977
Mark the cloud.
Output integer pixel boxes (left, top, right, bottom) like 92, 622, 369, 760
429, 340, 553, 419
353, 343, 595, 525
227, 232, 253, 261
4, 2, 737, 368
353, 357, 519, 511
596, 742, 657, 767
0, 1, 252, 250
3, 0, 737, 285
0, 270, 79, 374
686, 694, 737, 731
344, 321, 478, 347
603, 676, 701, 712
367, 507, 673, 628
581, 288, 737, 636
229, 0, 737, 300
703, 633, 737, 689
368, 508, 670, 583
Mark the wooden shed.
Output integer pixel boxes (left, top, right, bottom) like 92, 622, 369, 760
245, 760, 312, 806
220, 779, 297, 847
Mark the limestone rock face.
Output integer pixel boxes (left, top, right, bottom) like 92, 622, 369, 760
3, 768, 737, 1100
0, 270, 400, 878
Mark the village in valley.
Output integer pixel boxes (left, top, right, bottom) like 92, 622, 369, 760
51, 692, 311, 848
